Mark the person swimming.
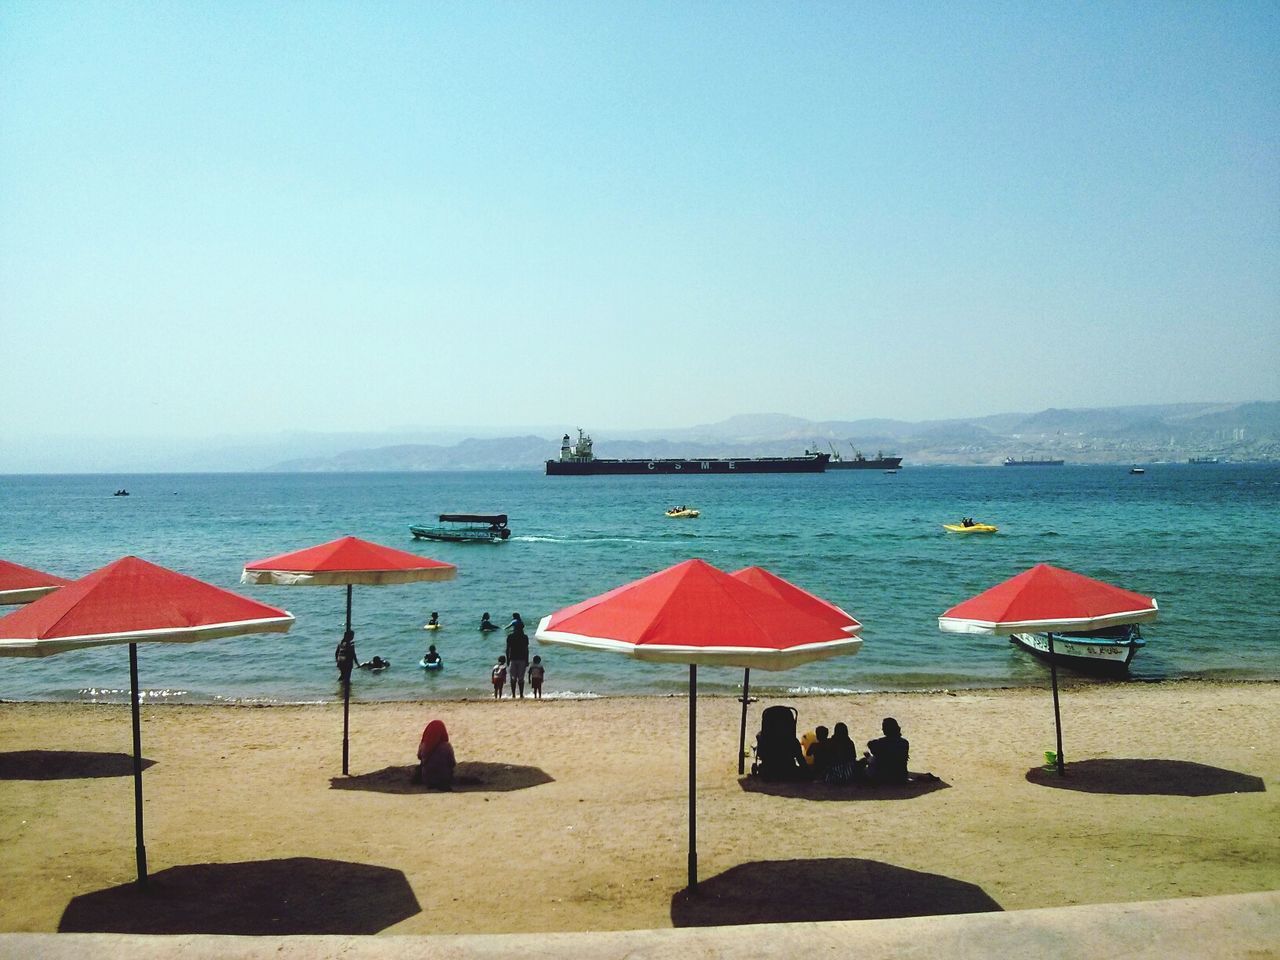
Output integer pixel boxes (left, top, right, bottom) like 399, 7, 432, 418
479, 612, 499, 632
359, 655, 390, 671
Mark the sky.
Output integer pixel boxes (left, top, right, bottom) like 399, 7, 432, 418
2, 1, 1278, 444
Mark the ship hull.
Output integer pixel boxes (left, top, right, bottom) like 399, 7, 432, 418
827, 457, 903, 470
546, 454, 828, 475
1003, 459, 1065, 467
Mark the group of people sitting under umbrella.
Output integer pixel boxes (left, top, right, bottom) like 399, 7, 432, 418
754, 708, 936, 786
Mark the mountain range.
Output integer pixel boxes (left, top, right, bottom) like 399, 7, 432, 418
266, 401, 1280, 471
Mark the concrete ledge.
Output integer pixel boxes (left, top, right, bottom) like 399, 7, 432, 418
3, 890, 1277, 960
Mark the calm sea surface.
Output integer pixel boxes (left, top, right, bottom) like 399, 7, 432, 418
1, 465, 1277, 704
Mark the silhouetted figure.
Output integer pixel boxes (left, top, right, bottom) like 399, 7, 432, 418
506, 627, 530, 698
824, 722, 861, 784
865, 717, 910, 784
334, 630, 358, 683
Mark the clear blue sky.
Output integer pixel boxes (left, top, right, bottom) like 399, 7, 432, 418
2, 2, 1277, 441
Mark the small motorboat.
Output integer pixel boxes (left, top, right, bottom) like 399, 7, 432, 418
411, 514, 510, 543
943, 522, 998, 534
1129, 466, 1145, 475
665, 507, 700, 519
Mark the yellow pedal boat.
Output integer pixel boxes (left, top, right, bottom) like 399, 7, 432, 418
943, 522, 998, 534
666, 508, 700, 519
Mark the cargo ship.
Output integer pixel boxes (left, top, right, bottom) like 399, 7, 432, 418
546, 430, 829, 475
1003, 456, 1065, 467
826, 443, 903, 471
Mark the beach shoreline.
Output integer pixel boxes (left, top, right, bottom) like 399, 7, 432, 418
1, 681, 1277, 935
7, 672, 1279, 708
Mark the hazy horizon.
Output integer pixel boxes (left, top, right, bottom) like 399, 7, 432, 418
3, 4, 1277, 443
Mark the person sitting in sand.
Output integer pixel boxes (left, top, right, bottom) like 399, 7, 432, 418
865, 717, 910, 784
528, 655, 545, 699
415, 719, 456, 790
805, 725, 831, 779
423, 644, 442, 668
479, 612, 499, 632
491, 656, 507, 698
824, 722, 862, 785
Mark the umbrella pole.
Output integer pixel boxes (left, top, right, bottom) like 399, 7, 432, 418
688, 663, 698, 893
342, 584, 353, 776
1048, 634, 1065, 776
737, 667, 751, 776
129, 642, 148, 885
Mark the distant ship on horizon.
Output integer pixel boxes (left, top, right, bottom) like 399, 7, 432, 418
545, 429, 829, 475
1003, 456, 1065, 467
825, 442, 903, 471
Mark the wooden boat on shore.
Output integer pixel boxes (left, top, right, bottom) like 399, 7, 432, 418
1011, 624, 1146, 674
410, 514, 510, 543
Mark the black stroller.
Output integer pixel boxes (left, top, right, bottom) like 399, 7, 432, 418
751, 704, 806, 781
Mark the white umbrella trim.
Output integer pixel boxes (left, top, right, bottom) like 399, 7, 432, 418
536, 617, 863, 671
938, 603, 1159, 636
241, 568, 455, 587
0, 585, 62, 606
0, 614, 295, 658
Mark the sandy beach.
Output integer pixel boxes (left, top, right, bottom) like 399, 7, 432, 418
1, 681, 1276, 936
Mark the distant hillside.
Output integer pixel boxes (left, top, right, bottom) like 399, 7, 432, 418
265, 401, 1280, 470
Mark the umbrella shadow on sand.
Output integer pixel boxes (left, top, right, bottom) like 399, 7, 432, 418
0, 750, 155, 780
1025, 758, 1265, 797
738, 774, 948, 801
671, 858, 1001, 926
329, 761, 555, 795
59, 857, 420, 935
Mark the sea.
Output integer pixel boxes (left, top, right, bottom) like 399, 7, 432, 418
1, 464, 1277, 705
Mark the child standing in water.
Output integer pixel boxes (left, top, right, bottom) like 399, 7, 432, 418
491, 655, 508, 698
528, 656, 546, 699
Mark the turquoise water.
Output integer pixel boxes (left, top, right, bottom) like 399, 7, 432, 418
1, 465, 1276, 704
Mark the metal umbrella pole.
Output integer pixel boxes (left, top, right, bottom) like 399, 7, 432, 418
688, 663, 698, 893
342, 584, 353, 776
129, 642, 148, 884
1048, 634, 1065, 776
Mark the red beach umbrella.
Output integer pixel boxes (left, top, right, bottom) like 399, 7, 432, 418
0, 556, 294, 883
729, 566, 862, 635
241, 536, 456, 774
728, 566, 863, 772
535, 558, 861, 891
939, 563, 1158, 775
0, 558, 73, 605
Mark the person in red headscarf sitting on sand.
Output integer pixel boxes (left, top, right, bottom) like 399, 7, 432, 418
415, 719, 456, 790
